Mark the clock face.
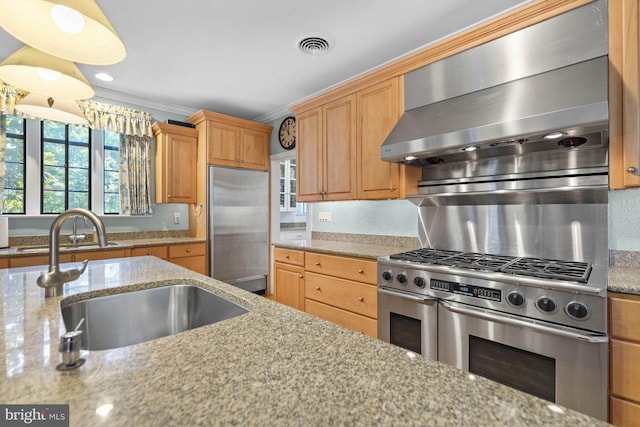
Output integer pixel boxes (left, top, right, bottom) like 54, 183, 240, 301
279, 117, 296, 150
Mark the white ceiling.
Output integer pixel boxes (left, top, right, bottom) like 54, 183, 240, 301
0, 0, 532, 122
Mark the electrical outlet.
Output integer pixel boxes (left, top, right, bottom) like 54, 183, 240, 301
173, 211, 180, 224
319, 212, 332, 223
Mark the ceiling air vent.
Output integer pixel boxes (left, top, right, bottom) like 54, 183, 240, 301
296, 34, 332, 56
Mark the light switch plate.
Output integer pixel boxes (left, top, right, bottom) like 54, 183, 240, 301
319, 212, 332, 222
173, 212, 180, 224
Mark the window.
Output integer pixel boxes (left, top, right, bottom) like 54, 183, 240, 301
41, 120, 91, 214
279, 159, 297, 211
2, 115, 25, 214
103, 131, 120, 214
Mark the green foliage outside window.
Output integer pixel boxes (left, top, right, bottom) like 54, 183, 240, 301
3, 115, 25, 214
41, 120, 90, 214
104, 131, 120, 214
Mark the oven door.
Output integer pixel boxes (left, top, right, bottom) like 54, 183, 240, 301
377, 287, 437, 360
438, 300, 608, 420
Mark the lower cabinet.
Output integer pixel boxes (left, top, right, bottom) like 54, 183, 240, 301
6, 241, 207, 274
609, 292, 640, 427
272, 247, 378, 338
273, 247, 305, 310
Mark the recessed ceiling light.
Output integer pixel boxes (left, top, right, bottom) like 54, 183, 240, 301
404, 155, 417, 161
544, 131, 566, 139
95, 72, 113, 82
462, 145, 478, 152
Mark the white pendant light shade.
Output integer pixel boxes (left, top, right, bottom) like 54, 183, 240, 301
15, 93, 89, 125
0, 46, 94, 99
0, 0, 126, 65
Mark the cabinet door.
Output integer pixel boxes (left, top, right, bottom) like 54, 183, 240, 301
296, 107, 324, 202
609, 0, 640, 188
207, 121, 240, 167
324, 94, 357, 200
166, 132, 197, 203
240, 128, 269, 170
357, 77, 402, 199
274, 262, 305, 310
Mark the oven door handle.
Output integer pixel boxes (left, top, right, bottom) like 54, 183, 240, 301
439, 300, 608, 343
378, 287, 438, 304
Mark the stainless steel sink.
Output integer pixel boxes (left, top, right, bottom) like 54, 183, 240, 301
17, 241, 122, 253
61, 285, 248, 350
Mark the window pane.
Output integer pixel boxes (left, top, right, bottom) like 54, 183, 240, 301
104, 193, 120, 214
3, 115, 26, 214
41, 120, 91, 214
103, 131, 120, 214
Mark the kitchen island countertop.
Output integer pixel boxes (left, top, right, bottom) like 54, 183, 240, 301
0, 257, 606, 426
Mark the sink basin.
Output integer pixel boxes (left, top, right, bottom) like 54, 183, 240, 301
17, 241, 122, 253
61, 285, 248, 350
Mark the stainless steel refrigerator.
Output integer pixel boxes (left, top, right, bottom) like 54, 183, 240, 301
208, 166, 268, 293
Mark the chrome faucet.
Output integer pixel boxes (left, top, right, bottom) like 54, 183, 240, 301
69, 215, 88, 247
37, 208, 108, 298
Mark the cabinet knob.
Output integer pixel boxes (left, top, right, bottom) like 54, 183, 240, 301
186, 248, 192, 253
299, 274, 304, 278
357, 269, 364, 274
358, 297, 364, 302
284, 254, 290, 258
628, 166, 638, 174
315, 261, 320, 266
167, 194, 172, 198
147, 252, 152, 256
391, 185, 397, 191
315, 286, 320, 290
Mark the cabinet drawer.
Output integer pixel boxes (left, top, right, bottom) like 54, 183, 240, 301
10, 254, 73, 268
305, 272, 377, 318
274, 247, 305, 266
169, 242, 206, 258
611, 339, 640, 403
305, 252, 376, 284
611, 396, 640, 427
131, 245, 168, 259
610, 294, 640, 342
171, 255, 207, 275
305, 299, 377, 338
75, 249, 129, 261
0, 259, 8, 269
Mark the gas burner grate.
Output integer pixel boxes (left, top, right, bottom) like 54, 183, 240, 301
500, 257, 592, 283
387, 248, 593, 283
446, 252, 517, 272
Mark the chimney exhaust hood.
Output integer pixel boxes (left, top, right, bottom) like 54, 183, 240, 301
380, 0, 609, 167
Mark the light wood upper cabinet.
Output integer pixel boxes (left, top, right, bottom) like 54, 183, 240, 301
153, 122, 198, 204
294, 78, 418, 202
188, 110, 271, 172
296, 95, 357, 202
609, 0, 640, 189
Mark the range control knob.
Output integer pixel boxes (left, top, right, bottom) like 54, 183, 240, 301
536, 296, 557, 313
381, 270, 393, 282
566, 301, 589, 320
413, 277, 426, 288
396, 273, 408, 285
507, 291, 525, 307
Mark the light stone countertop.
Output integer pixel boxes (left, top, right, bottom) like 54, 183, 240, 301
272, 238, 417, 260
0, 257, 607, 426
608, 266, 640, 295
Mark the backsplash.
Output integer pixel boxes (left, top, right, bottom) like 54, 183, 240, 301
9, 230, 191, 248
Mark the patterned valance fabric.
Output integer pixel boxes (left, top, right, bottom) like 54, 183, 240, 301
79, 100, 153, 138
0, 81, 153, 137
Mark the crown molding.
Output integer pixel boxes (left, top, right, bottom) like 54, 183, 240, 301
92, 86, 198, 118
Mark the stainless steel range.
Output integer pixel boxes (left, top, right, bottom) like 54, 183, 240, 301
377, 1, 609, 421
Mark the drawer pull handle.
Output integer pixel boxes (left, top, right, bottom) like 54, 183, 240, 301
315, 286, 320, 290
186, 248, 192, 253
357, 269, 364, 274
284, 254, 290, 258
358, 297, 364, 302
315, 261, 320, 266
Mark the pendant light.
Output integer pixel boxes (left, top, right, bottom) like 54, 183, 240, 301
15, 93, 89, 125
0, 46, 94, 99
0, 0, 126, 65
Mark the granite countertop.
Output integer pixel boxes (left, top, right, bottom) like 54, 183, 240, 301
0, 257, 606, 426
272, 238, 417, 260
608, 266, 640, 296
0, 236, 206, 259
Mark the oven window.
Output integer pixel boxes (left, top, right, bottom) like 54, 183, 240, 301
390, 312, 421, 354
469, 335, 556, 402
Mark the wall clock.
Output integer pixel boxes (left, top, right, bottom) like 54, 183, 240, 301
278, 116, 296, 150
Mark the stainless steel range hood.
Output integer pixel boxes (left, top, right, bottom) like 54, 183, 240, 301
380, 0, 609, 167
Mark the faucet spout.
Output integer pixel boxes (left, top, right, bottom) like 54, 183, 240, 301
37, 209, 107, 298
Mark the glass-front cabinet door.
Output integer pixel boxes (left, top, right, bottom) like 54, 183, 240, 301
280, 159, 298, 211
